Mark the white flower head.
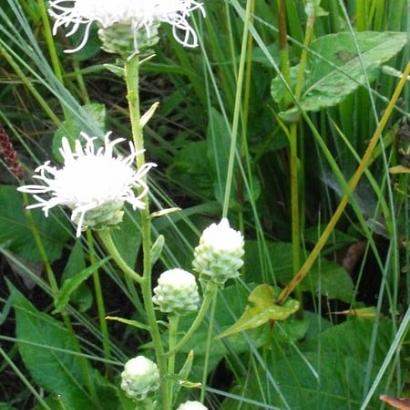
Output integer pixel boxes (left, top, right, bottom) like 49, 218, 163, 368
193, 218, 245, 285
18, 132, 155, 237
121, 356, 160, 401
49, 0, 205, 53
177, 401, 208, 410
152, 268, 200, 315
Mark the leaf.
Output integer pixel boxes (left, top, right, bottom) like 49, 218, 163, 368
9, 283, 95, 409
111, 208, 141, 267
222, 318, 394, 410
150, 234, 165, 266
54, 257, 110, 313
1, 186, 70, 262
105, 316, 149, 331
271, 32, 408, 121
61, 242, 93, 313
390, 165, 410, 174
245, 240, 355, 302
218, 285, 299, 338
52, 103, 106, 163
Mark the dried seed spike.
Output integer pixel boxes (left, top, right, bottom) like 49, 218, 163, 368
0, 125, 24, 179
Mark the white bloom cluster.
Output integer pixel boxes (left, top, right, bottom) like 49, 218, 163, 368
121, 356, 160, 401
49, 0, 205, 52
177, 400, 208, 410
18, 132, 155, 237
193, 218, 244, 284
153, 268, 200, 315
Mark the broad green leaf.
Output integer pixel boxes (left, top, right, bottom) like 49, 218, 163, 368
9, 283, 94, 409
222, 318, 395, 410
271, 31, 407, 121
52, 103, 106, 162
218, 285, 299, 338
53, 257, 110, 313
245, 240, 355, 302
1, 186, 70, 262
111, 209, 141, 267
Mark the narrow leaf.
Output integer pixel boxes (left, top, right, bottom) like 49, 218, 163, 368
53, 257, 110, 313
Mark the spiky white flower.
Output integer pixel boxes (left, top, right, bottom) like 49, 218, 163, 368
121, 356, 160, 401
177, 401, 208, 410
49, 0, 205, 53
18, 132, 155, 237
152, 268, 200, 315
193, 218, 244, 285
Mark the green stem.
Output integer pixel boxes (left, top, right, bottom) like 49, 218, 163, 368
200, 289, 218, 403
166, 282, 218, 357
222, 0, 254, 218
288, 11, 316, 295
124, 54, 169, 409
98, 230, 143, 284
168, 315, 179, 407
38, 0, 65, 84
87, 231, 111, 369
278, 62, 410, 304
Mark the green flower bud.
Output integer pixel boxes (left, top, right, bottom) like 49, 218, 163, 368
98, 23, 159, 57
193, 218, 244, 285
152, 269, 200, 315
120, 356, 160, 401
177, 401, 208, 410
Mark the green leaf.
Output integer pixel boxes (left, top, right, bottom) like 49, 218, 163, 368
54, 257, 110, 313
105, 316, 149, 331
218, 285, 299, 338
9, 283, 94, 409
150, 234, 165, 266
111, 209, 141, 267
271, 31, 407, 121
52, 103, 106, 163
61, 242, 93, 313
1, 186, 70, 262
245, 240, 355, 302
222, 318, 394, 410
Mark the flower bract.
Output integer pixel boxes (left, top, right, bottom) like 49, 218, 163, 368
193, 218, 245, 285
177, 401, 208, 410
121, 356, 160, 401
49, 0, 205, 53
152, 268, 200, 315
18, 132, 155, 237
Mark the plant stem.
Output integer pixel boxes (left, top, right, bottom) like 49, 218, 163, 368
278, 62, 410, 304
288, 9, 316, 295
124, 54, 169, 409
87, 230, 111, 370
200, 289, 218, 403
168, 315, 179, 407
222, 0, 254, 218
166, 282, 218, 357
98, 230, 143, 284
38, 0, 64, 84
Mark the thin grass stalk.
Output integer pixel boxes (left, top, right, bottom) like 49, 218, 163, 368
222, 0, 254, 218
278, 62, 410, 304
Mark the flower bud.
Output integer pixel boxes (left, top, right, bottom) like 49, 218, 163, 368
177, 401, 208, 410
120, 356, 160, 401
193, 218, 244, 285
152, 269, 200, 315
98, 23, 160, 57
